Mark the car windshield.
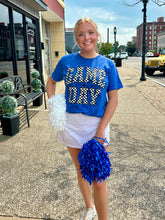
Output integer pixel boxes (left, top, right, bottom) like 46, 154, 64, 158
161, 48, 165, 55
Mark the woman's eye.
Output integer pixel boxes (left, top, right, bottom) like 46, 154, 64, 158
89, 31, 94, 35
78, 33, 83, 37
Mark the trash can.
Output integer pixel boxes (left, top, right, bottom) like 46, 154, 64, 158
115, 58, 122, 67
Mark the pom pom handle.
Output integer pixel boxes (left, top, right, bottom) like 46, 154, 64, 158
93, 136, 109, 145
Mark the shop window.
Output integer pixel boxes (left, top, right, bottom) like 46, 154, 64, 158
13, 10, 26, 83
0, 3, 13, 77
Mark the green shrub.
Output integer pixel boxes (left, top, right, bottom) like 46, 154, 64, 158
31, 70, 42, 92
0, 96, 18, 116
0, 80, 18, 117
0, 80, 14, 94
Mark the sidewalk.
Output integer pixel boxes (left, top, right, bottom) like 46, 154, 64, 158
0, 62, 164, 220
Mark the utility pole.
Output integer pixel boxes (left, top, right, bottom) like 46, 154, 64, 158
140, 0, 148, 81
107, 28, 109, 43
114, 27, 117, 64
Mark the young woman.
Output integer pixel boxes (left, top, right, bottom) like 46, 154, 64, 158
46, 17, 123, 220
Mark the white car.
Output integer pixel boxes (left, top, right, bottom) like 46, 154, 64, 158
108, 52, 128, 59
119, 52, 128, 59
145, 52, 154, 57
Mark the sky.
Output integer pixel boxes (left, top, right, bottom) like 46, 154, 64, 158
64, 0, 165, 46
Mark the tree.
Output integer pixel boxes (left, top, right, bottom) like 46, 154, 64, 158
118, 45, 127, 52
126, 43, 136, 56
98, 43, 113, 57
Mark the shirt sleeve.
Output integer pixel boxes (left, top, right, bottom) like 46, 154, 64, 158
51, 57, 64, 82
107, 61, 123, 91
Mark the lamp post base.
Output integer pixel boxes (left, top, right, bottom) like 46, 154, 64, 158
140, 76, 146, 81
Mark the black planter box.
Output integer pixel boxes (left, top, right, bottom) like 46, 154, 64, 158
1, 114, 19, 136
33, 94, 43, 106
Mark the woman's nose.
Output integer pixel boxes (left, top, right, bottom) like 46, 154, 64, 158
84, 33, 89, 39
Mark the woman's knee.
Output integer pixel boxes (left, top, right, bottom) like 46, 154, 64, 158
93, 180, 107, 191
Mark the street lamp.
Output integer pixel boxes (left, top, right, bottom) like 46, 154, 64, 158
140, 0, 148, 81
114, 27, 117, 63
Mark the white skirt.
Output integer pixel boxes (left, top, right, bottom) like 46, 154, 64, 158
56, 113, 110, 149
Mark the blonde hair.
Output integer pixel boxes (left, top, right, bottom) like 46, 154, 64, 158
72, 17, 102, 52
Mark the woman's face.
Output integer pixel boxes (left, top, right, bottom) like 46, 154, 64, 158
76, 22, 99, 54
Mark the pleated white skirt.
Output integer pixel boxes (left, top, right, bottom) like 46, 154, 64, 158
56, 112, 110, 149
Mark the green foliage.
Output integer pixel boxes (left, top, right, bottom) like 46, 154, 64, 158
31, 79, 42, 92
98, 43, 113, 56
0, 80, 14, 94
31, 70, 40, 79
0, 96, 18, 116
126, 43, 136, 56
0, 80, 18, 116
118, 45, 126, 52
31, 70, 42, 92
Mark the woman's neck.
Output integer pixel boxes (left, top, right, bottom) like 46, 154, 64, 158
79, 50, 98, 59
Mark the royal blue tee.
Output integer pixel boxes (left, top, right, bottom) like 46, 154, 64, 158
52, 52, 123, 117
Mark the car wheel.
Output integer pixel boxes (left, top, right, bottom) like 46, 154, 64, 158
145, 69, 154, 76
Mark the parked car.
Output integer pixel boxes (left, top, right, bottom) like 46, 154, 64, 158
120, 52, 128, 59
145, 48, 165, 76
108, 53, 115, 59
145, 52, 154, 57
108, 52, 128, 59
153, 53, 160, 57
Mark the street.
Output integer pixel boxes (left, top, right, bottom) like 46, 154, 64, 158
122, 57, 165, 86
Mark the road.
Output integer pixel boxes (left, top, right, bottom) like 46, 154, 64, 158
122, 57, 165, 86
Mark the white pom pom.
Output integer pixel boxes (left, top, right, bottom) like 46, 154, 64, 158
47, 94, 66, 131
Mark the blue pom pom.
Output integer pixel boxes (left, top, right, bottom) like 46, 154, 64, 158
78, 138, 112, 185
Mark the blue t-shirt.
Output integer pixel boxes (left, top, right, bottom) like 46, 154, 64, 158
52, 52, 123, 117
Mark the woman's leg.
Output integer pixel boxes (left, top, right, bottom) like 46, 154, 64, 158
93, 180, 109, 220
92, 144, 110, 220
67, 147, 94, 209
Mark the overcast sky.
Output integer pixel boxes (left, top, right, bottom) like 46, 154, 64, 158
64, 0, 165, 45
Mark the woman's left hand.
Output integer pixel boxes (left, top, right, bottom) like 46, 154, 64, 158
94, 130, 106, 145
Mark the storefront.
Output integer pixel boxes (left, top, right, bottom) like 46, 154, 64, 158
0, 0, 47, 85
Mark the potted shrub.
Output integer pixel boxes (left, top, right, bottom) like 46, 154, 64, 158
30, 70, 43, 106
0, 80, 19, 136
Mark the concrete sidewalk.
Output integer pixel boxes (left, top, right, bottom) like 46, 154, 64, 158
0, 61, 164, 220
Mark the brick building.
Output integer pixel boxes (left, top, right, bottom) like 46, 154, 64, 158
157, 31, 165, 52
136, 17, 165, 53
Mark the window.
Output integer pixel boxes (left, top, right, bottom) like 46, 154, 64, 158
0, 3, 13, 76
13, 10, 26, 83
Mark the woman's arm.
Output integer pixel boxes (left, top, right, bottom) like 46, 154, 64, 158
46, 76, 57, 99
95, 89, 118, 143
